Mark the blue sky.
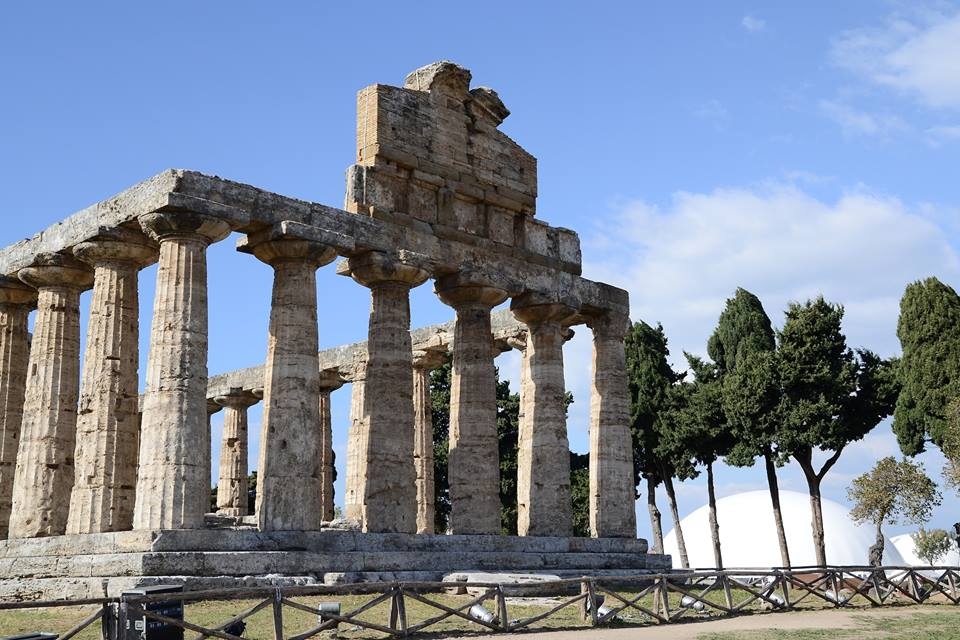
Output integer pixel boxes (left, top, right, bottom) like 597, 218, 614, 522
2, 2, 959, 548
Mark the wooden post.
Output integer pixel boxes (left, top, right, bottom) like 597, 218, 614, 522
272, 589, 283, 640
496, 586, 509, 632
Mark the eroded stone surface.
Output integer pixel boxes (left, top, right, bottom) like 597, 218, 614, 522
0, 278, 36, 539
133, 213, 230, 530
67, 230, 157, 534
318, 371, 344, 522
214, 389, 261, 517
9, 253, 94, 538
412, 349, 447, 534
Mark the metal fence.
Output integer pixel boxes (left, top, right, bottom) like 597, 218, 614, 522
2, 565, 958, 639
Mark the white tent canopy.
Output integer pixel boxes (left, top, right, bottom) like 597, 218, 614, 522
890, 533, 960, 567
662, 489, 906, 569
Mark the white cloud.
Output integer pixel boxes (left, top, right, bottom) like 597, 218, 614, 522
583, 182, 960, 372
818, 99, 909, 137
741, 15, 767, 33
831, 9, 960, 109
692, 98, 728, 123
925, 123, 960, 145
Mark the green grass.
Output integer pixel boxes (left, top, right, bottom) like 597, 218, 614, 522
696, 608, 960, 640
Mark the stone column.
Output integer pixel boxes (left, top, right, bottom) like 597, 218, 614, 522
348, 251, 428, 533
318, 371, 343, 522
214, 388, 260, 516
586, 312, 637, 538
511, 298, 577, 537
250, 237, 336, 532
9, 253, 93, 538
344, 358, 366, 523
66, 229, 157, 534
205, 398, 223, 514
133, 212, 230, 530
436, 274, 509, 535
412, 349, 447, 534
0, 278, 36, 538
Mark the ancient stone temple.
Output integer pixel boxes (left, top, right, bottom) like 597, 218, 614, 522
0, 62, 668, 598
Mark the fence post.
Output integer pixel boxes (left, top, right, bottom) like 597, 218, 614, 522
496, 585, 509, 632
272, 588, 283, 640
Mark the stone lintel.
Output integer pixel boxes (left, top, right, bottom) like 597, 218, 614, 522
237, 220, 355, 257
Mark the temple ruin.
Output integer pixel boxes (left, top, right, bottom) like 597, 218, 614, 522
0, 61, 668, 598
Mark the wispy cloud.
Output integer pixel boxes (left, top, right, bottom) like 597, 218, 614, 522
831, 9, 960, 109
925, 123, 960, 145
741, 15, 767, 33
818, 99, 909, 137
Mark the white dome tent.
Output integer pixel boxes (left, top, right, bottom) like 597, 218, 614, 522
890, 533, 960, 567
662, 489, 906, 569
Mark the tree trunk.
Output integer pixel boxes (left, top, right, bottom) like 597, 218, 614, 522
763, 450, 791, 568
706, 461, 723, 570
868, 520, 885, 567
646, 475, 664, 554
662, 474, 690, 568
805, 472, 827, 567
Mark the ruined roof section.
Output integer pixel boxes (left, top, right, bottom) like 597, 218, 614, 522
349, 61, 539, 246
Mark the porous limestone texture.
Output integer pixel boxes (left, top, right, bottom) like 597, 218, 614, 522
318, 371, 344, 522
214, 389, 260, 516
133, 212, 231, 530
0, 278, 36, 538
412, 349, 447, 534
245, 233, 337, 531
344, 357, 367, 524
586, 312, 637, 538
436, 273, 508, 535
512, 299, 577, 537
67, 229, 157, 534
0, 528, 665, 600
347, 250, 428, 533
9, 253, 94, 538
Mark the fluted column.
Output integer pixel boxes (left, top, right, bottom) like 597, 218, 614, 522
9, 253, 93, 538
344, 358, 367, 523
436, 274, 509, 534
67, 230, 157, 534
250, 236, 336, 532
214, 388, 260, 516
348, 251, 429, 533
586, 311, 637, 538
0, 278, 36, 538
318, 371, 344, 522
412, 349, 447, 534
511, 297, 577, 537
205, 398, 222, 514
133, 212, 230, 530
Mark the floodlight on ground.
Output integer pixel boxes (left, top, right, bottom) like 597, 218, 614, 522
680, 595, 706, 611
468, 604, 495, 624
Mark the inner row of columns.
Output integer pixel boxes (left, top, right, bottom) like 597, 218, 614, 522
0, 211, 636, 540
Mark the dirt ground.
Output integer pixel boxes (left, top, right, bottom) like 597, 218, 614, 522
480, 605, 945, 639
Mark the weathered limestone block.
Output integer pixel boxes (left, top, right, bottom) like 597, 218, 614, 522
9, 253, 94, 538
318, 371, 344, 522
67, 229, 157, 534
133, 212, 231, 530
0, 277, 36, 538
511, 298, 577, 537
247, 235, 337, 532
435, 273, 509, 535
344, 357, 366, 525
347, 250, 428, 533
214, 388, 260, 517
412, 348, 447, 534
586, 312, 637, 539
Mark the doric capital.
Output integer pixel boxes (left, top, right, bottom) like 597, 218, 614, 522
318, 369, 346, 393
348, 251, 430, 289
139, 211, 231, 246
214, 387, 261, 410
413, 348, 448, 372
246, 237, 338, 269
72, 227, 158, 268
0, 276, 38, 307
510, 294, 578, 330
18, 252, 94, 291
206, 397, 224, 416
435, 272, 509, 310
585, 310, 631, 341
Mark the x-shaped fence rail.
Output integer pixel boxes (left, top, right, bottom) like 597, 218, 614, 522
2, 566, 957, 638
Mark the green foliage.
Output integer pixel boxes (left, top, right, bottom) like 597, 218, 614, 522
894, 277, 960, 455
569, 452, 590, 537
430, 362, 452, 533
670, 354, 732, 468
943, 398, 960, 493
848, 456, 941, 529
912, 528, 954, 566
624, 321, 688, 488
776, 298, 897, 459
707, 287, 776, 374
497, 375, 521, 534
